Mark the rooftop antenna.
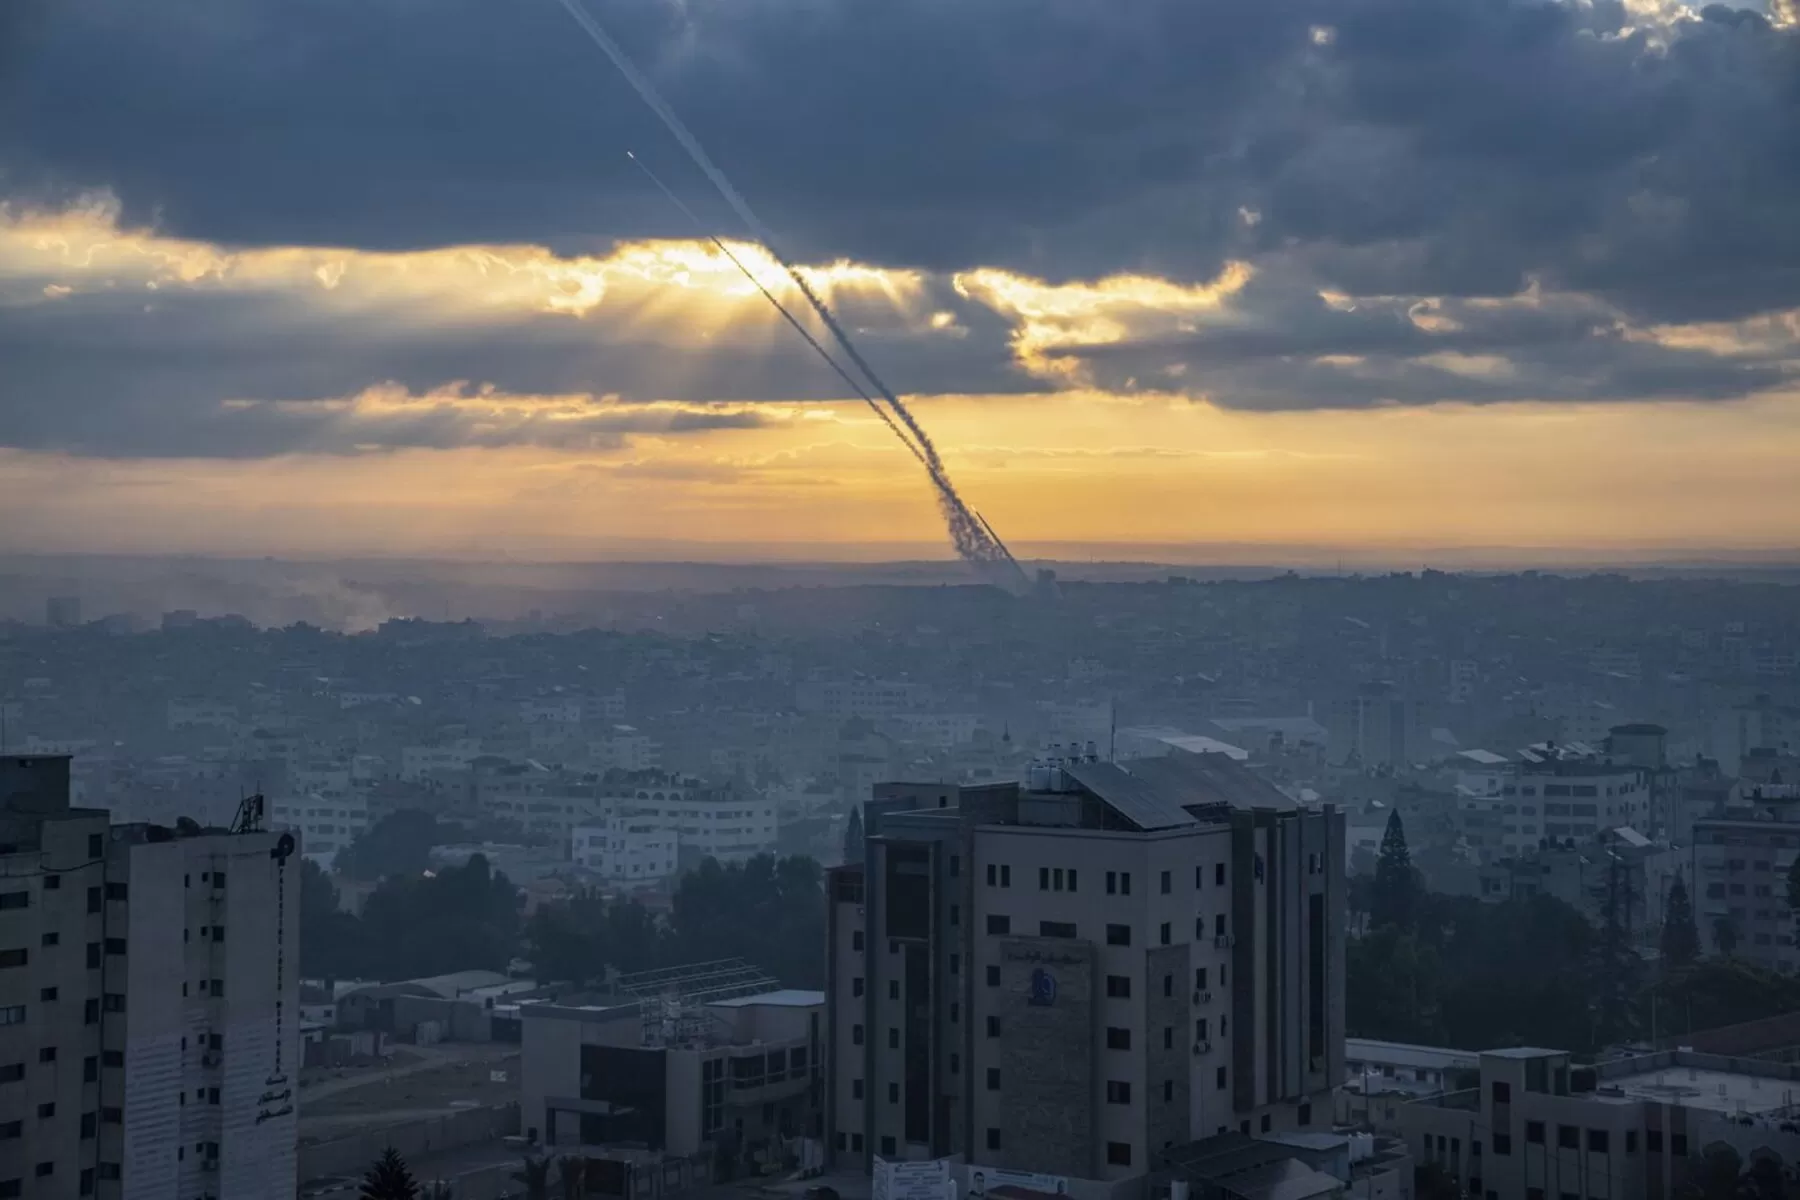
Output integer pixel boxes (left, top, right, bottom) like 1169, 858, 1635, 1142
1109, 695, 1118, 762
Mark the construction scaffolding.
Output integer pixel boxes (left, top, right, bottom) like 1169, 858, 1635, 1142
614, 958, 780, 1048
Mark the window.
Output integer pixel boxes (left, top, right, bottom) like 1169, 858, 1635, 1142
1215, 863, 1226, 886
0, 893, 24, 911
38, 987, 55, 1002
101, 1107, 122, 1124
1260, 1114, 1271, 1133
1107, 871, 1117, 894
82, 1058, 96, 1083
0, 1007, 22, 1027
104, 938, 126, 955
1106, 1027, 1131, 1050
82, 1112, 99, 1137
1526, 1121, 1545, 1145
950, 855, 960, 877
40, 932, 57, 947
0, 949, 26, 969
1107, 1142, 1132, 1167
986, 1016, 1001, 1038
1492, 1081, 1511, 1104
949, 1052, 959, 1074
986, 965, 1000, 987
949, 905, 959, 927
1195, 1017, 1209, 1040
1672, 1135, 1689, 1157
887, 1082, 899, 1103
1040, 920, 1077, 938
1493, 1134, 1512, 1155
852, 977, 864, 997
1120, 872, 1131, 895
103, 993, 125, 1013
1646, 1130, 1663, 1153
1163, 1027, 1173, 1049
1106, 975, 1131, 998
1040, 867, 1051, 890
80, 1170, 94, 1197
0, 1064, 20, 1083
87, 833, 103, 858
1161, 870, 1172, 894
105, 882, 127, 902
950, 1002, 959, 1023
986, 1128, 1001, 1151
1160, 921, 1171, 945
1068, 869, 1078, 892
986, 915, 1010, 936
1106, 924, 1132, 946
987, 1068, 1000, 1090
86, 886, 101, 913
1196, 866, 1205, 888
1587, 1130, 1608, 1153
889, 980, 900, 1001
1001, 865, 1011, 887
1298, 1102, 1312, 1126
1195, 966, 1209, 990
1626, 1131, 1638, 1153
1106, 1080, 1131, 1104
0, 1180, 19, 1198
986, 864, 997, 886
37, 1048, 54, 1064
102, 1050, 121, 1068
850, 1134, 863, 1153
950, 954, 960, 976
36, 1099, 54, 1116
887, 1028, 899, 1049
1164, 1080, 1174, 1102
851, 1079, 863, 1099
1557, 1126, 1579, 1150
86, 941, 101, 968
1215, 913, 1227, 936
852, 931, 864, 951
851, 1024, 864, 1045
1163, 974, 1173, 997
1216, 1066, 1227, 1089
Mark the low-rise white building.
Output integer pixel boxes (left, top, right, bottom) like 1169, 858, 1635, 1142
571, 818, 679, 884
272, 792, 370, 865
399, 739, 482, 781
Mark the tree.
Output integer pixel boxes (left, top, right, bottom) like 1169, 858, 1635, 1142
300, 858, 369, 980
360, 1147, 419, 1200
358, 854, 522, 981
1591, 853, 1645, 1047
1370, 810, 1421, 932
1414, 1162, 1462, 1200
1713, 914, 1741, 957
337, 809, 442, 882
1347, 925, 1443, 1044
513, 1155, 552, 1200
671, 854, 825, 988
1660, 872, 1701, 968
1685, 1142, 1742, 1200
841, 804, 865, 867
527, 888, 666, 983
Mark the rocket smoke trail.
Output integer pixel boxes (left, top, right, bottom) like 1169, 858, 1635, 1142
625, 152, 928, 470
552, 0, 1024, 583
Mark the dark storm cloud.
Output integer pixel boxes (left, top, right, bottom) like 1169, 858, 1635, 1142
4, 0, 1793, 320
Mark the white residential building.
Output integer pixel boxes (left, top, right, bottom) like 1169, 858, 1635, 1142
796, 680, 931, 720
0, 755, 300, 1200
399, 739, 483, 781
571, 819, 679, 884
588, 726, 658, 772
271, 792, 369, 866
601, 773, 778, 863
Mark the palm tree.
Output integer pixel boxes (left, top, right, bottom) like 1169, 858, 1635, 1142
513, 1155, 552, 1200
360, 1147, 419, 1200
557, 1154, 586, 1200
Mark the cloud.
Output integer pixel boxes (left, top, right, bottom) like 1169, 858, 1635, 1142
2, 0, 1795, 327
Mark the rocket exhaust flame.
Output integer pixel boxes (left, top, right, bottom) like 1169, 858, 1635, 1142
553, 0, 1025, 586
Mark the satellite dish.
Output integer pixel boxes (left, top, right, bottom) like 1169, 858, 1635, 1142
272, 833, 296, 861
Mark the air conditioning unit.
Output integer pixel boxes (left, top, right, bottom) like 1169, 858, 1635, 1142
1201, 991, 1213, 1004
201, 1159, 219, 1173
1214, 935, 1234, 949
1197, 1040, 1212, 1055
1192, 991, 1202, 1004
201, 1052, 221, 1067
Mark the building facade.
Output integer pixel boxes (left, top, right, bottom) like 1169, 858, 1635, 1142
826, 755, 1345, 1183
0, 755, 300, 1200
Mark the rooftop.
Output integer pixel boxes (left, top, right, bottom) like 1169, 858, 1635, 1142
707, 988, 825, 1009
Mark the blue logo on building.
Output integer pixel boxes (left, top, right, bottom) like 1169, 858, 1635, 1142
1028, 967, 1057, 1007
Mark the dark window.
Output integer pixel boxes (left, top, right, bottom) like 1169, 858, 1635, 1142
1120, 872, 1131, 895
104, 883, 127, 902
1261, 1114, 1271, 1133
852, 931, 863, 951
103, 993, 125, 1013
986, 1068, 1000, 1091
1626, 1131, 1638, 1153
104, 938, 125, 955
101, 1107, 121, 1124
889, 980, 900, 1001
1216, 1066, 1227, 1089
1215, 863, 1226, 886
1672, 1135, 1688, 1157
101, 1051, 122, 1068
986, 1128, 1001, 1151
1163, 974, 1173, 997
1039, 867, 1050, 891
1106, 975, 1131, 998
79, 1112, 96, 1138
986, 915, 1010, 936
0, 893, 24, 911
851, 1079, 863, 1099
949, 954, 959, 976
1587, 1130, 1608, 1153
0, 1064, 19, 1083
985, 965, 1000, 987
1068, 869, 1078, 892
1107, 1142, 1132, 1167
39, 933, 57, 947
1106, 871, 1117, 894
1298, 1102, 1312, 1126
1647, 1130, 1663, 1153
83, 999, 98, 1025
986, 864, 997, 886
37, 1048, 54, 1064
1163, 1027, 1173, 1049
1493, 1134, 1512, 1155
1526, 1121, 1545, 1144
1106, 1080, 1131, 1104
0, 1180, 18, 1198
852, 977, 864, 997
986, 1015, 1001, 1038
1106, 924, 1131, 946
36, 1162, 53, 1178
949, 856, 960, 877
1160, 922, 1171, 945
887, 1028, 899, 1049
1492, 1081, 1511, 1104
1196, 866, 1205, 887
949, 1052, 959, 1074
1106, 1027, 1130, 1050
887, 1082, 899, 1103
82, 1057, 97, 1083
1195, 967, 1209, 990
85, 943, 99, 969
42, 875, 58, 891
1000, 866, 1010, 887
1558, 1126, 1579, 1150
1164, 1080, 1174, 1102
880, 1137, 896, 1156
86, 887, 101, 913
38, 987, 55, 1002
1040, 921, 1077, 938
1161, 871, 1172, 894
80, 1170, 94, 1197
851, 1024, 863, 1046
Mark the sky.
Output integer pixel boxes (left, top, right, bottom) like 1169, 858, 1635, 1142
2, 0, 1798, 564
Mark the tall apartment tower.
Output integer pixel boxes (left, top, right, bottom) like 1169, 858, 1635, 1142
825, 755, 1345, 1181
0, 754, 300, 1200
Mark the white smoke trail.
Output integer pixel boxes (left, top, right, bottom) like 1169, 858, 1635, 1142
551, 0, 1023, 581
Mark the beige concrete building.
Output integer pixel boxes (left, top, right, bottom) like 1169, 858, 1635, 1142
826, 754, 1345, 1183
0, 754, 300, 1200
1400, 1046, 1800, 1200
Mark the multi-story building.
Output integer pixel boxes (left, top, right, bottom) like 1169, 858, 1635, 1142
1401, 1045, 1800, 1200
1692, 783, 1800, 970
570, 818, 679, 885
271, 791, 369, 867
0, 754, 300, 1200
601, 772, 778, 864
825, 754, 1345, 1183
1504, 758, 1650, 846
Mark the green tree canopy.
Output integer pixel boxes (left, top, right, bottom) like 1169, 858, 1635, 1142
1370, 810, 1421, 931
337, 809, 443, 882
671, 854, 825, 988
1660, 872, 1701, 968
299, 857, 369, 980
526, 887, 666, 983
359, 854, 522, 981
841, 805, 865, 867
360, 1147, 419, 1200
